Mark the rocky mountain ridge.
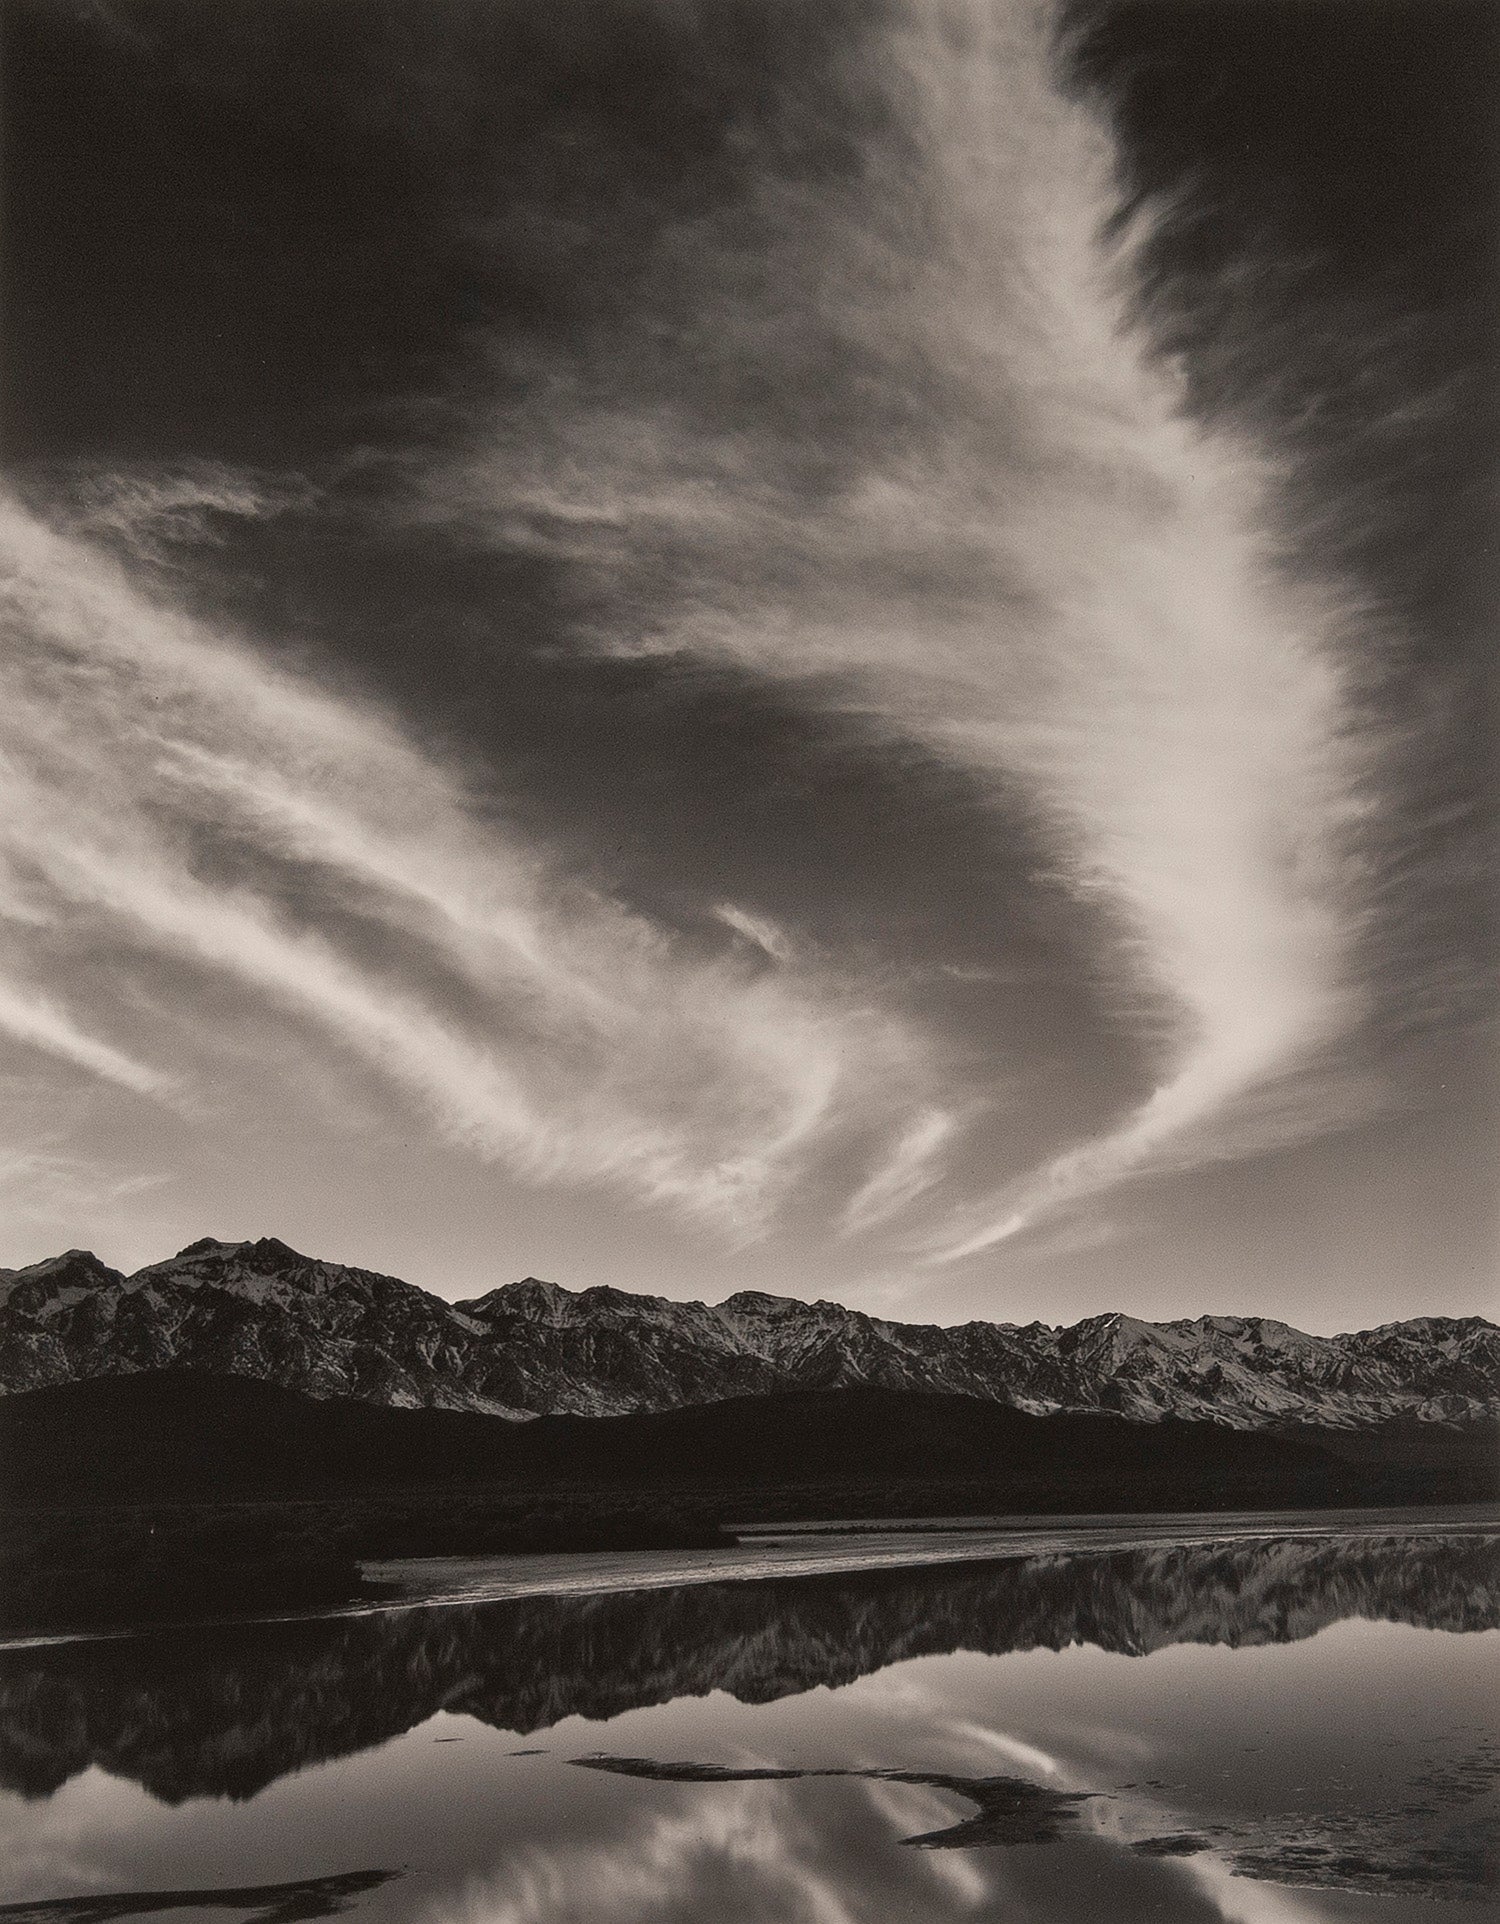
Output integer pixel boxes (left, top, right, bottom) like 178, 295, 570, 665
1, 1235, 1496, 1430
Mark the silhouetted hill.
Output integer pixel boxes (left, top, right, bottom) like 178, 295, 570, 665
3, 1370, 1494, 1512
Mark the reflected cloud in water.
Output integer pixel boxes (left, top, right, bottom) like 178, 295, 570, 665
0, 1529, 1495, 1922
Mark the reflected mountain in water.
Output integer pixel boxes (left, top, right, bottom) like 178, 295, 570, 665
2, 1532, 1495, 1806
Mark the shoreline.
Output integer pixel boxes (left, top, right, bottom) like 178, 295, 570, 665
6, 1503, 1495, 1654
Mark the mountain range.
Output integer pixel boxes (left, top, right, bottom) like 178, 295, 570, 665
2, 1235, 1496, 1431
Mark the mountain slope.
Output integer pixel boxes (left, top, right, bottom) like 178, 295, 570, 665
1, 1235, 1496, 1431
3, 1371, 1494, 1511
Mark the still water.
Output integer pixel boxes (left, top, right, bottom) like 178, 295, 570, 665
0, 1512, 1495, 1922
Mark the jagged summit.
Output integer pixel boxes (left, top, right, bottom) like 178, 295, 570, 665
0, 1236, 1495, 1429
0, 1248, 124, 1315
719, 1289, 807, 1314
147, 1235, 329, 1274
0, 1247, 116, 1279
461, 1277, 576, 1324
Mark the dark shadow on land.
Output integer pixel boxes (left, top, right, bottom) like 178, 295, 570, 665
1, 1531, 1494, 1807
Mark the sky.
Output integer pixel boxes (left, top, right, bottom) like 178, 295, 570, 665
0, 0, 1494, 1330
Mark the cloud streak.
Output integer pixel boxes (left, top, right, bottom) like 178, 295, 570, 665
714, 903, 794, 965
446, 0, 1379, 1260
0, 492, 920, 1238
840, 1107, 957, 1237
0, 978, 171, 1098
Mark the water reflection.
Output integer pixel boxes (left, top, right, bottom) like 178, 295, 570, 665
573, 1754, 1098, 1846
0, 1528, 1495, 1922
2, 1532, 1494, 1805
0, 1868, 399, 1921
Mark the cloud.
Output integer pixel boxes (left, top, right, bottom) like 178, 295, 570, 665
52, 460, 316, 565
840, 1107, 957, 1236
422, 1766, 1025, 1924
940, 1718, 1064, 1781
0, 1144, 168, 1238
1185, 1854, 1338, 1924
427, 1784, 867, 1924
0, 978, 171, 1098
713, 903, 794, 964
439, 0, 1384, 1259
0, 492, 921, 1238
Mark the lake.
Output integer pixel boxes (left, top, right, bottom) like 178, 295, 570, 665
0, 1509, 1495, 1921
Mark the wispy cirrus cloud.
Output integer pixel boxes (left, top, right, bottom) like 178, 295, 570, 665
0, 1142, 170, 1246
437, 0, 1392, 1262
0, 492, 922, 1239
0, 978, 171, 1098
53, 459, 316, 564
840, 1107, 958, 1237
713, 903, 794, 965
426, 1771, 1002, 1924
